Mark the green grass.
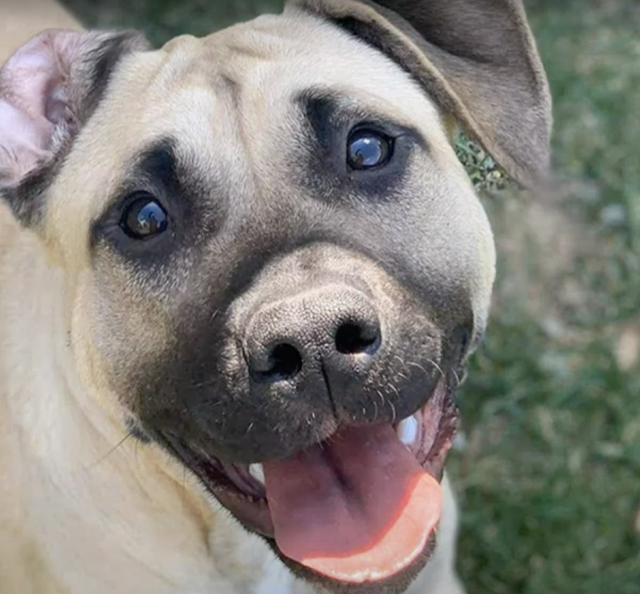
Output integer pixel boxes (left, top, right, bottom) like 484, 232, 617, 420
59, 0, 640, 591
455, 2, 640, 591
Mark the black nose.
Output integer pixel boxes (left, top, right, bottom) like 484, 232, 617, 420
244, 287, 381, 384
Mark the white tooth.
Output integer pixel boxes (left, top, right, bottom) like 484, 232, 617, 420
249, 463, 265, 485
398, 415, 418, 446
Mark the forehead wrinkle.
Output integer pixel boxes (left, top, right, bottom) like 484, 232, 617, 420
298, 84, 432, 137
147, 12, 447, 146
209, 15, 447, 144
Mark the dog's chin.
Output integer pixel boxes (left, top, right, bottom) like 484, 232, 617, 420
159, 377, 458, 593
275, 534, 438, 594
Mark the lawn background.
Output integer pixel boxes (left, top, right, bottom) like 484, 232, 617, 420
59, 0, 640, 591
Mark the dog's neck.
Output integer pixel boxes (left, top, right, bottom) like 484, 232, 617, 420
0, 213, 306, 594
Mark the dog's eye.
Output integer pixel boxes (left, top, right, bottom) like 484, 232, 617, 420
347, 129, 394, 170
121, 194, 169, 239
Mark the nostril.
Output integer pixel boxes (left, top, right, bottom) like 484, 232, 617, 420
335, 321, 380, 355
259, 343, 303, 382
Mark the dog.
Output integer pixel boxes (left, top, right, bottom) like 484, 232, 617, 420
0, 0, 551, 592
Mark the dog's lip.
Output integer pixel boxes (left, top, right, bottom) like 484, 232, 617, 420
162, 375, 458, 541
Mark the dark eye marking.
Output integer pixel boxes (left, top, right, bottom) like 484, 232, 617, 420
296, 89, 423, 191
90, 135, 228, 266
120, 192, 169, 239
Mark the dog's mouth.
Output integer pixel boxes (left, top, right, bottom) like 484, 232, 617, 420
161, 377, 458, 586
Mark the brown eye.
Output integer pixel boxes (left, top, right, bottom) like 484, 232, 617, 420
121, 194, 169, 239
347, 129, 394, 170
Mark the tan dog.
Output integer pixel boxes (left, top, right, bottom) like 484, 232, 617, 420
0, 1, 551, 593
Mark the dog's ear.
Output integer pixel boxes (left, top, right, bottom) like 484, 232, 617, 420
0, 29, 150, 227
288, 0, 552, 187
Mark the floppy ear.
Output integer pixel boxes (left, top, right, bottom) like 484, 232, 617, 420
0, 29, 150, 227
287, 0, 552, 187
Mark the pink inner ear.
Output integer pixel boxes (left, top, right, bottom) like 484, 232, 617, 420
0, 30, 82, 186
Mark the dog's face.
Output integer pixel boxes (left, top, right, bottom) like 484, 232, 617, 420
0, 1, 551, 592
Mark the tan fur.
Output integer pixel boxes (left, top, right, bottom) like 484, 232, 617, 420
0, 1, 550, 593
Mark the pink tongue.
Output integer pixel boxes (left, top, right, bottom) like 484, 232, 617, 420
262, 424, 442, 584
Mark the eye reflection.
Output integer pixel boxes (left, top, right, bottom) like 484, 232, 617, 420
121, 194, 169, 239
347, 129, 394, 170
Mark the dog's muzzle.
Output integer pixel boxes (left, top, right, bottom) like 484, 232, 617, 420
151, 273, 462, 588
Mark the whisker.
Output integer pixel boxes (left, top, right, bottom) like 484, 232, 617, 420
425, 358, 445, 378
86, 432, 133, 471
388, 400, 397, 424
376, 389, 387, 411
404, 360, 430, 377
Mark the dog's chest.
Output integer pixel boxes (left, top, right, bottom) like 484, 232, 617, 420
207, 513, 316, 594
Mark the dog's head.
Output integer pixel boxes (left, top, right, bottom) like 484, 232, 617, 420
0, 1, 550, 592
